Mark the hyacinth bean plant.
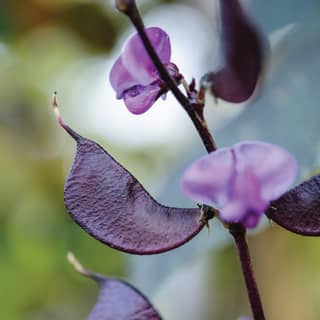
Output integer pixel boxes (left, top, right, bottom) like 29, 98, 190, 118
52, 0, 320, 319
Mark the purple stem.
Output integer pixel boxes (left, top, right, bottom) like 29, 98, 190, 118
116, 0, 217, 153
116, 1, 265, 318
229, 224, 266, 320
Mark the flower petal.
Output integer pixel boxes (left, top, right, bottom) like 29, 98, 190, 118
109, 57, 139, 99
220, 168, 267, 227
123, 82, 161, 114
181, 141, 296, 229
122, 27, 171, 85
241, 211, 262, 229
181, 148, 235, 206
233, 141, 297, 201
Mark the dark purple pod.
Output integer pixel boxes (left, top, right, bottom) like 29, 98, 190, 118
266, 174, 320, 236
68, 253, 162, 320
88, 278, 162, 320
52, 96, 204, 254
209, 0, 265, 103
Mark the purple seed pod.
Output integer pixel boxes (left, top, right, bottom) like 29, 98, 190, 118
266, 174, 320, 235
209, 0, 265, 103
68, 253, 162, 320
52, 94, 204, 254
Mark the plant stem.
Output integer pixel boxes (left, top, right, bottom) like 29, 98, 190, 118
229, 224, 266, 320
116, 2, 265, 319
116, 0, 217, 153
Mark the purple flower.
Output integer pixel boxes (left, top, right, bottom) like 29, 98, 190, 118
110, 27, 179, 114
181, 141, 297, 228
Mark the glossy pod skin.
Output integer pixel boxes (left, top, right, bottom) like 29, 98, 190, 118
209, 0, 265, 103
266, 174, 320, 236
64, 132, 203, 254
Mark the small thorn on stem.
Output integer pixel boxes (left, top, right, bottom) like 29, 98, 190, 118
198, 73, 219, 105
199, 73, 211, 90
181, 77, 199, 103
181, 78, 190, 94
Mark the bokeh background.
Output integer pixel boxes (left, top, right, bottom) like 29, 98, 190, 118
1, 0, 320, 319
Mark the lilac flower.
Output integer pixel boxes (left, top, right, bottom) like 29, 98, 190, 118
110, 27, 179, 114
181, 141, 297, 228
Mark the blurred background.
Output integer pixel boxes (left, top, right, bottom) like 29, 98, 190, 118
1, 0, 320, 319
